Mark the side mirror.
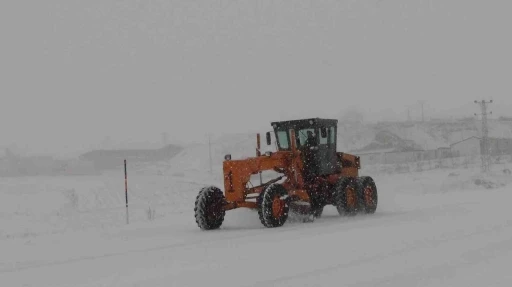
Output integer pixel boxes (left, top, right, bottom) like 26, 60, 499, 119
266, 132, 271, 145
320, 127, 327, 138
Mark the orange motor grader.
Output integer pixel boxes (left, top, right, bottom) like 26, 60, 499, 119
194, 118, 378, 230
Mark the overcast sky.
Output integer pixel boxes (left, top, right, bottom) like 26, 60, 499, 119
1, 0, 511, 156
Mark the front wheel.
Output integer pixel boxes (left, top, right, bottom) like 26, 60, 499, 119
358, 176, 378, 214
194, 186, 226, 230
334, 177, 363, 216
258, 184, 290, 228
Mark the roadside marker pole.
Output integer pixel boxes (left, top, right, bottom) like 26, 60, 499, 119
124, 159, 129, 224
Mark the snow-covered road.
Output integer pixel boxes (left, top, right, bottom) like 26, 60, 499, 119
2, 167, 512, 286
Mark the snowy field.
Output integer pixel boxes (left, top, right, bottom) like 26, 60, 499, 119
2, 159, 512, 286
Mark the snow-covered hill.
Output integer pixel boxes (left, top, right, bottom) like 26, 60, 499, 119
340, 118, 512, 152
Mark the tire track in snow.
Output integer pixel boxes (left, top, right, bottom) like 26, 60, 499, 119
0, 200, 473, 274
352, 235, 512, 287
244, 216, 512, 287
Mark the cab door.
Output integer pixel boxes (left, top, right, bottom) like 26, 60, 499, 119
317, 126, 340, 175
296, 128, 320, 180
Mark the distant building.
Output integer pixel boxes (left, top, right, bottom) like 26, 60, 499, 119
436, 147, 452, 158
80, 144, 183, 170
381, 150, 425, 165
449, 136, 512, 158
488, 138, 512, 156
450, 137, 481, 157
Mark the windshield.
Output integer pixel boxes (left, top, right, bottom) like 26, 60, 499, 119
297, 128, 316, 147
275, 126, 335, 150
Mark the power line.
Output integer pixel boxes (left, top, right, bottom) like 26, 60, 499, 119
474, 100, 493, 172
208, 134, 212, 174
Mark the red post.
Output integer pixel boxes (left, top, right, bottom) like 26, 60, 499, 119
256, 133, 261, 157
124, 159, 129, 224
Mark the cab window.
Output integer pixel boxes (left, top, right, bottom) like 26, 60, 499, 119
276, 130, 289, 150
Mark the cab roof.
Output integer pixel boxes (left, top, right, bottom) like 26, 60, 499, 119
270, 118, 338, 130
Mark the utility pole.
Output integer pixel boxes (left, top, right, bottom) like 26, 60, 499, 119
474, 100, 493, 172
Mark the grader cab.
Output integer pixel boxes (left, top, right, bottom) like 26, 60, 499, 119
194, 118, 378, 230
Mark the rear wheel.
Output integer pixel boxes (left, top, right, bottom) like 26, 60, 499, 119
358, 176, 378, 214
194, 186, 226, 230
334, 177, 362, 216
258, 184, 289, 228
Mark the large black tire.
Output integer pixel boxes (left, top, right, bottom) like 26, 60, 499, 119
194, 186, 226, 230
311, 205, 324, 218
308, 182, 329, 219
258, 184, 290, 228
358, 176, 378, 214
334, 177, 363, 216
